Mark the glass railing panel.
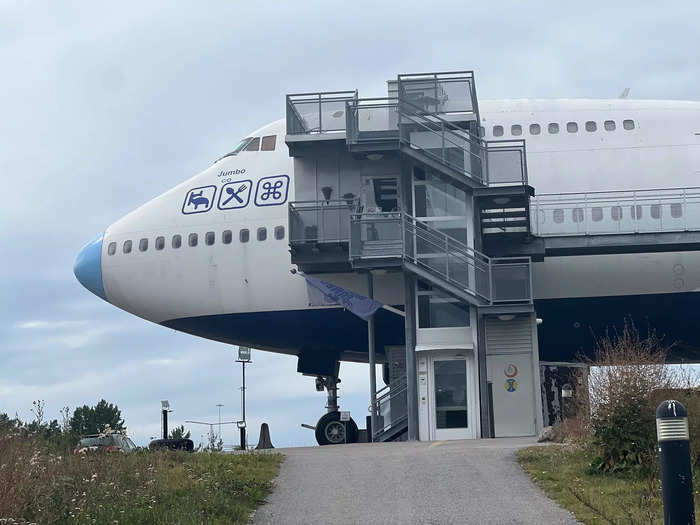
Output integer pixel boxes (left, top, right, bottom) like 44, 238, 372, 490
286, 91, 356, 135
288, 201, 353, 243
349, 213, 403, 259
398, 109, 485, 183
484, 141, 527, 186
398, 72, 477, 116
346, 99, 399, 143
531, 189, 700, 236
491, 259, 532, 303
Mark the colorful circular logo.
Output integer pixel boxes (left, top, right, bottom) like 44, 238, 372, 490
505, 378, 518, 392
504, 364, 518, 378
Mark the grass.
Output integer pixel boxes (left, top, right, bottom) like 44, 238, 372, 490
518, 444, 700, 525
0, 432, 282, 524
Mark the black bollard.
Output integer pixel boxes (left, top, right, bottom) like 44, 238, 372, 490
656, 400, 695, 525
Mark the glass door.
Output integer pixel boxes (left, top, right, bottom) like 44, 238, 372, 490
432, 357, 471, 440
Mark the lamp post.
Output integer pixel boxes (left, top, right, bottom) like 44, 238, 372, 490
236, 346, 252, 450
161, 400, 170, 440
216, 403, 224, 441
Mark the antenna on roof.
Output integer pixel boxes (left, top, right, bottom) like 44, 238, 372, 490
619, 88, 631, 99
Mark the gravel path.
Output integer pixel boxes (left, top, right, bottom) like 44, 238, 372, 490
252, 437, 579, 525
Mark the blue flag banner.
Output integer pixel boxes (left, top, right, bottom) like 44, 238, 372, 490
303, 273, 383, 321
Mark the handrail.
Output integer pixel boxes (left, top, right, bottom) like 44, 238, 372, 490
371, 377, 408, 412
534, 187, 700, 200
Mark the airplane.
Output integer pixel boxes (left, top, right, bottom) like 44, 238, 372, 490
74, 92, 700, 444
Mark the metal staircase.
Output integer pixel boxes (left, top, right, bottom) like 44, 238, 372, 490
285, 72, 536, 442
350, 212, 532, 310
371, 377, 409, 442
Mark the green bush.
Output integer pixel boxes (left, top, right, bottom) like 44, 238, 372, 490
578, 321, 695, 475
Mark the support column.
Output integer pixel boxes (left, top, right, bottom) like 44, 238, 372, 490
404, 272, 419, 440
367, 272, 378, 441
477, 312, 492, 438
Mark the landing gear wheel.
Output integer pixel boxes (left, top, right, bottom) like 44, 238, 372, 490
315, 411, 359, 445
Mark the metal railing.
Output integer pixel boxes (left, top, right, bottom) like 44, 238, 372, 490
348, 211, 532, 305
286, 91, 357, 135
371, 378, 408, 440
342, 96, 528, 187
288, 200, 356, 244
531, 187, 700, 237
345, 98, 400, 144
398, 99, 527, 186
396, 71, 479, 120
349, 211, 404, 259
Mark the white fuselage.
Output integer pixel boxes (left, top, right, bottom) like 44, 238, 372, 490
95, 98, 700, 354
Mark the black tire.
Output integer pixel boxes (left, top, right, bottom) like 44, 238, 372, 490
314, 411, 359, 445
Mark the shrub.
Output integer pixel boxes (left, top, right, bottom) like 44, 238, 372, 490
576, 321, 696, 474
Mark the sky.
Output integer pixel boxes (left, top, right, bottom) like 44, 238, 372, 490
1, 0, 700, 448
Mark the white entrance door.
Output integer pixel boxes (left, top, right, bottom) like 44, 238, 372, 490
430, 356, 473, 440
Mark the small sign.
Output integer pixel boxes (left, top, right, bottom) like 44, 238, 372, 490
238, 346, 251, 362
218, 180, 252, 210
254, 175, 289, 207
339, 411, 350, 422
182, 185, 216, 215
237, 420, 246, 429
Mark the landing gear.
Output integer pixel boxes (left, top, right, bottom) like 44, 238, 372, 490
314, 375, 359, 446
315, 411, 359, 445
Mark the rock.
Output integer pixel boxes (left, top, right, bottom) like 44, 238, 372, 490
538, 426, 556, 442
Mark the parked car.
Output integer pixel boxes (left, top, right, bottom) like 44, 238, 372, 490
74, 433, 136, 454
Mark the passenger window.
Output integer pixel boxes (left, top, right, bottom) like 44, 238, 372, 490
108, 242, 116, 255
630, 205, 642, 220
548, 123, 559, 134
529, 124, 541, 135
553, 209, 564, 223
585, 121, 597, 132
172, 234, 182, 249
511, 124, 522, 136
274, 225, 285, 240
623, 119, 635, 130
566, 122, 578, 133
591, 207, 603, 222
261, 135, 276, 151
493, 125, 504, 137
123, 240, 132, 254
611, 206, 622, 221
222, 230, 232, 244
257, 227, 267, 241
240, 229, 250, 243
188, 233, 198, 247
155, 236, 165, 250
671, 203, 683, 218
604, 120, 616, 131
244, 137, 260, 151
651, 205, 662, 219
572, 208, 583, 223
139, 238, 148, 252
205, 231, 215, 246
479, 126, 485, 137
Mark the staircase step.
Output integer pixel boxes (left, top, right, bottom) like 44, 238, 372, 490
481, 219, 530, 228
480, 211, 527, 220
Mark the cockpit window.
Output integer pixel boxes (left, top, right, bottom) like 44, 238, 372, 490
244, 137, 260, 151
261, 135, 276, 151
216, 137, 254, 161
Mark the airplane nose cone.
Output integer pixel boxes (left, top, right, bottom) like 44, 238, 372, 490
73, 233, 107, 300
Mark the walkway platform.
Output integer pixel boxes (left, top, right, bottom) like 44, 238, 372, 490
484, 187, 700, 258
252, 439, 578, 525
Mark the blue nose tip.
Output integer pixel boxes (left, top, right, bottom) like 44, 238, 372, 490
73, 233, 107, 300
